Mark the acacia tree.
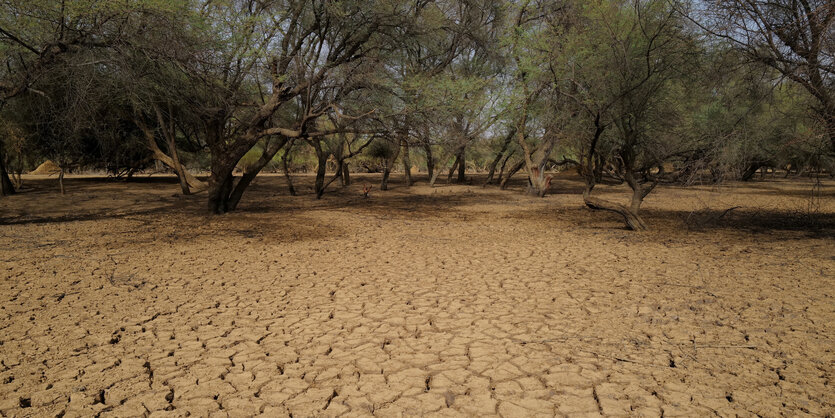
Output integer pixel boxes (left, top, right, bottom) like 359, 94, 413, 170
5, 49, 159, 194
0, 0, 165, 195
162, 0, 430, 213
553, 0, 696, 230
699, 0, 835, 154
362, 0, 503, 190
502, 0, 570, 196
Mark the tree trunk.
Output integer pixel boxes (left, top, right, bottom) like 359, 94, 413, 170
167, 134, 190, 194
226, 137, 287, 210
380, 140, 400, 191
446, 157, 459, 183
456, 148, 466, 183
0, 149, 15, 196
280, 145, 296, 197
314, 142, 329, 199
381, 165, 392, 190
423, 143, 434, 180
341, 161, 350, 186
136, 117, 206, 192
58, 167, 65, 195
207, 159, 235, 214
155, 104, 190, 195
447, 154, 460, 183
513, 94, 549, 195
582, 184, 647, 231
500, 160, 525, 190
430, 146, 459, 186
402, 139, 412, 186
495, 150, 515, 185
484, 130, 515, 185
741, 162, 764, 181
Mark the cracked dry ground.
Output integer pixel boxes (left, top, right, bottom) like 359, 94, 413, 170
1, 176, 834, 417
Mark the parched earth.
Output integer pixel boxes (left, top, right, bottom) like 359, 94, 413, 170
1, 174, 833, 417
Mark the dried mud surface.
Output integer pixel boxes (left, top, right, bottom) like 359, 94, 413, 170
1, 173, 834, 417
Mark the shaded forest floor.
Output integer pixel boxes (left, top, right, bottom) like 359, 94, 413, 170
1, 172, 834, 417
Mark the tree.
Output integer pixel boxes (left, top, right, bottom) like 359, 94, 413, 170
158, 0, 423, 213
502, 0, 572, 196
699, 0, 835, 153
0, 0, 177, 195
554, 0, 697, 229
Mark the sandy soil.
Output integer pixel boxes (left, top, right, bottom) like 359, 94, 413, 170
1, 172, 833, 417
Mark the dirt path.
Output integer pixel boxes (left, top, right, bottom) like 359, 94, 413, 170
1, 175, 833, 417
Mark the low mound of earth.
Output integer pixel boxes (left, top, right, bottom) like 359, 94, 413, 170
30, 160, 61, 175
0, 173, 833, 416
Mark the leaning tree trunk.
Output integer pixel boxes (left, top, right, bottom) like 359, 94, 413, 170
582, 184, 647, 231
447, 154, 460, 183
495, 150, 515, 186
226, 137, 287, 210
500, 160, 525, 190
581, 152, 653, 231
0, 150, 15, 196
155, 104, 190, 195
484, 129, 515, 185
136, 117, 206, 192
166, 134, 190, 195
430, 146, 460, 186
741, 162, 765, 181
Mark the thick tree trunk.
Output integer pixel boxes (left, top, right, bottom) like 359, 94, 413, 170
526, 167, 552, 197
207, 161, 235, 214
0, 150, 15, 196
423, 144, 434, 180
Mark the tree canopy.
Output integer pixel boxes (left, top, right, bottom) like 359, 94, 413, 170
1, 0, 832, 228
